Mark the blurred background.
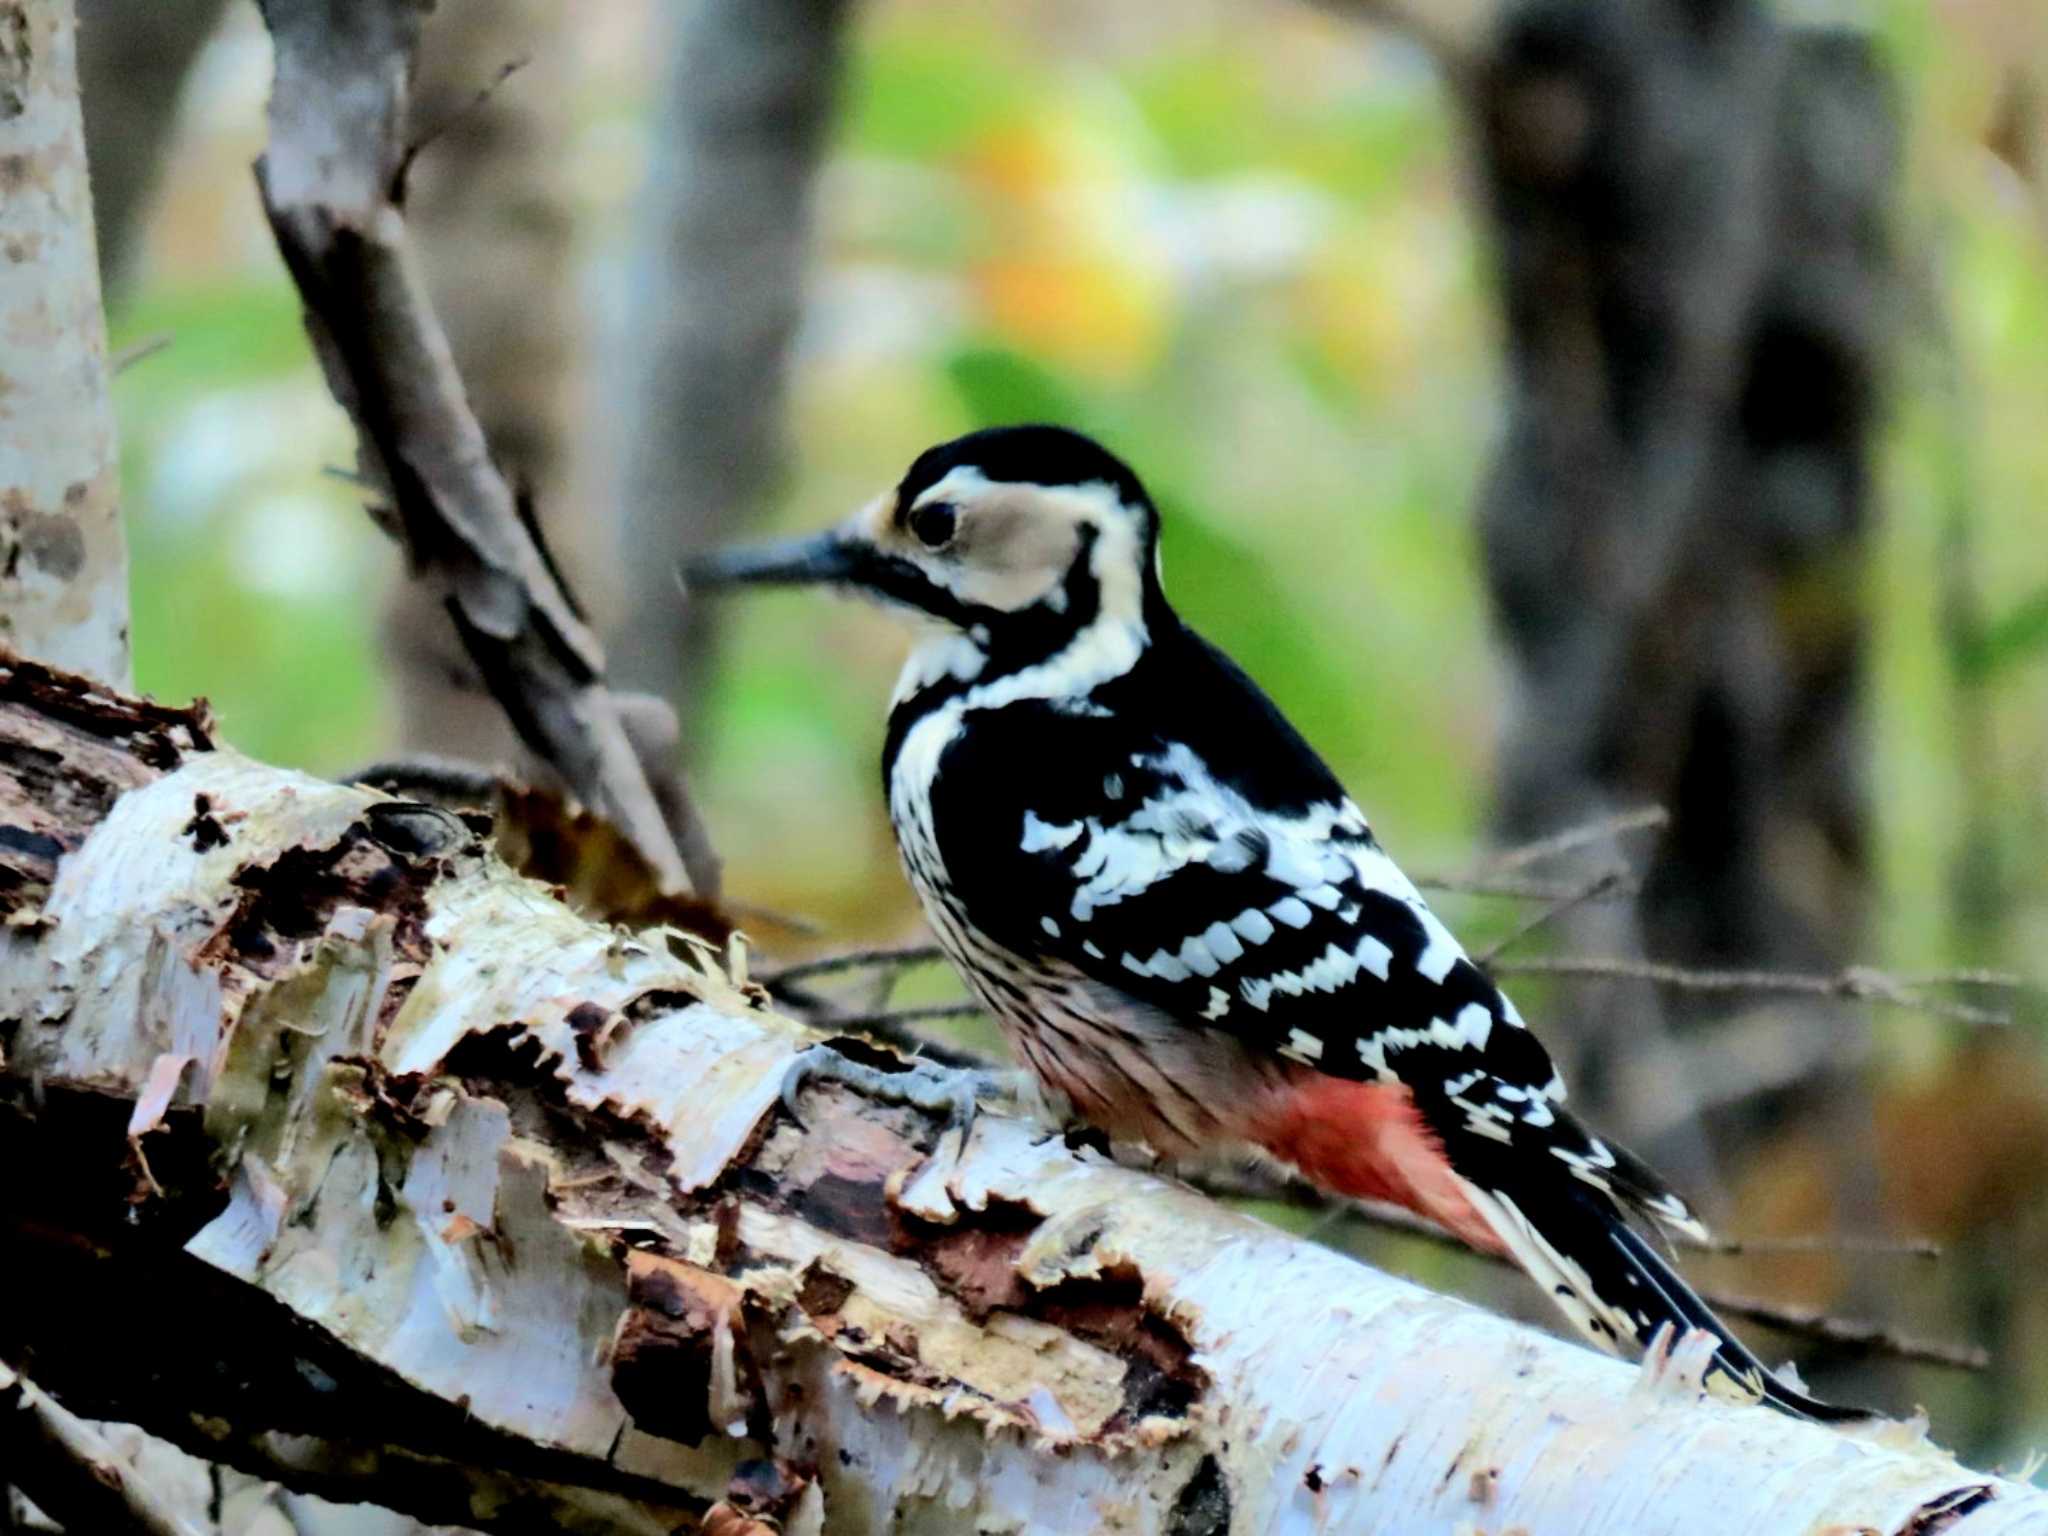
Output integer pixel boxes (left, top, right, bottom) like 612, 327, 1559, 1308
84, 0, 2048, 1464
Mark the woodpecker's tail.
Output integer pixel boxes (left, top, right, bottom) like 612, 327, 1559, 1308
1451, 1156, 1871, 1423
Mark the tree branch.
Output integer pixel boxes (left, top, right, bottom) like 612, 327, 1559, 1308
0, 652, 2034, 1533
251, 0, 719, 897
1487, 956, 2027, 1028
0, 1365, 205, 1536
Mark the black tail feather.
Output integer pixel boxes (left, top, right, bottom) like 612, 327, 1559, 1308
1605, 1222, 1875, 1423
1460, 1166, 1874, 1423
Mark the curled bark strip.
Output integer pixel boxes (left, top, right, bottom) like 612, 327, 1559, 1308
251, 0, 717, 897
0, 663, 2038, 1534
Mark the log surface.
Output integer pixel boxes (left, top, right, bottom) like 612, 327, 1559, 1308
0, 654, 2039, 1536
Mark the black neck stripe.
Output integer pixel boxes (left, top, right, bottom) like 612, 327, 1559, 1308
883, 524, 1111, 787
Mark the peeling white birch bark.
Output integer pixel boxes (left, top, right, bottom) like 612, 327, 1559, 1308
1, 678, 2042, 1535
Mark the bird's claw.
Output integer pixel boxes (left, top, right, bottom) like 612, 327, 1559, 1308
779, 1041, 1017, 1143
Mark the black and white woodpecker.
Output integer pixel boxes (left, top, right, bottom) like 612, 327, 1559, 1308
688, 424, 1861, 1421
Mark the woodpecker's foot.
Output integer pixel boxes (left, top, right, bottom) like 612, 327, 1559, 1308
1058, 1123, 1114, 1158
779, 1039, 1025, 1143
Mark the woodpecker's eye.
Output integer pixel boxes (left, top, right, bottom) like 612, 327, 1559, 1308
908, 501, 957, 549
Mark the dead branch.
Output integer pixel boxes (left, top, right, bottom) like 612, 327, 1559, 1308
251, 0, 718, 897
1474, 866, 1627, 964
1, 653, 2033, 1534
0, 1363, 204, 1536
1487, 956, 2027, 1028
1702, 1298, 1988, 1375
1466, 805, 1671, 875
761, 942, 946, 988
794, 952, 2032, 1037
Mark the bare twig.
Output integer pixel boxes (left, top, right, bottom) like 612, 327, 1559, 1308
1415, 870, 1641, 902
1475, 867, 1626, 965
1896, 968, 2030, 989
825, 1001, 986, 1032
1694, 1233, 1941, 1262
1470, 805, 1671, 876
1486, 957, 2026, 1028
394, 54, 531, 195
253, 0, 718, 897
0, 1363, 206, 1536
1699, 1294, 1988, 1374
761, 943, 946, 988
111, 333, 173, 375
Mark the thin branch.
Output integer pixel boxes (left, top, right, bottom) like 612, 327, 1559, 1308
1471, 805, 1671, 876
111, 333, 173, 375
761, 943, 946, 987
1700, 1294, 1988, 1374
1687, 1232, 1941, 1261
393, 54, 531, 196
1414, 869, 1641, 902
824, 1001, 987, 1032
1895, 967, 2030, 990
1475, 867, 1626, 965
1487, 956, 2027, 1028
254, 0, 718, 897
0, 1364, 206, 1536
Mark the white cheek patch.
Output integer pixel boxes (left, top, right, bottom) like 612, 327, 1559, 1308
907, 468, 1139, 617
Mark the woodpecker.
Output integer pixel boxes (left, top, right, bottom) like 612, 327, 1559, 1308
688, 424, 1861, 1421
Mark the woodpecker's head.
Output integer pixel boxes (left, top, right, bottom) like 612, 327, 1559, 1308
685, 426, 1164, 655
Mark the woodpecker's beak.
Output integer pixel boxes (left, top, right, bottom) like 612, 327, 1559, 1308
682, 528, 867, 593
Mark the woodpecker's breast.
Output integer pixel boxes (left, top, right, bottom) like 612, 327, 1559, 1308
884, 680, 1257, 1153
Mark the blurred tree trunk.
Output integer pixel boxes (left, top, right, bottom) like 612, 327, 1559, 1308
75, 0, 228, 296
381, 0, 582, 766
1471, 0, 1897, 1376
0, 0, 129, 687
604, 0, 851, 747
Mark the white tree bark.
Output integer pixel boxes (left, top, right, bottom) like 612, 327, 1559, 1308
0, 655, 2041, 1536
0, 0, 129, 686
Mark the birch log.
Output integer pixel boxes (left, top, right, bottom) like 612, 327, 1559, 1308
0, 652, 2041, 1536
0, 0, 128, 685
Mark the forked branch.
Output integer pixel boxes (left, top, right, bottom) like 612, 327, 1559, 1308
253, 0, 717, 896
